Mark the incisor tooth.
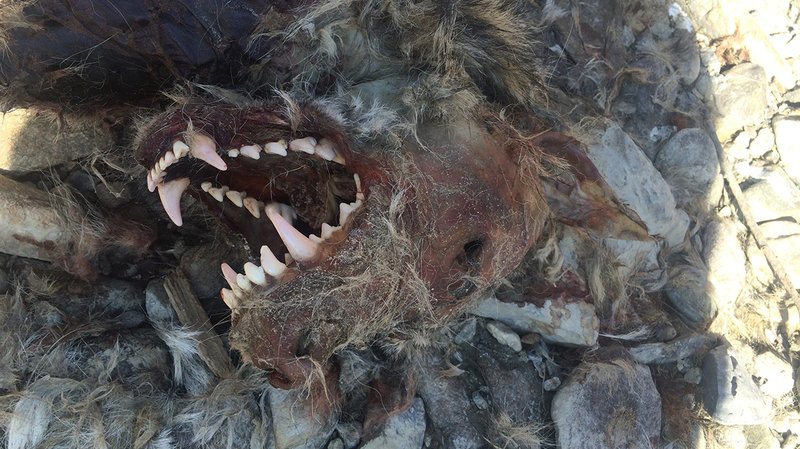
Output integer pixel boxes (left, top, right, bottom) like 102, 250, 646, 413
227, 149, 239, 157
260, 245, 287, 278
236, 273, 252, 290
173, 141, 190, 158
264, 140, 287, 156
266, 205, 319, 262
244, 262, 267, 286
225, 190, 244, 207
158, 178, 190, 226
164, 151, 176, 166
188, 133, 227, 171
243, 197, 262, 218
240, 145, 261, 159
289, 137, 316, 154
221, 263, 239, 291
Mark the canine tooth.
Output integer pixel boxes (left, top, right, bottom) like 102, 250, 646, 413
339, 202, 355, 223
244, 262, 267, 286
220, 288, 238, 309
321, 223, 341, 239
264, 140, 288, 156
314, 138, 336, 161
189, 133, 227, 171
201, 182, 213, 192
243, 197, 262, 218
240, 144, 261, 160
266, 205, 319, 262
289, 137, 316, 154
158, 178, 190, 226
221, 263, 239, 290
260, 245, 287, 277
208, 186, 228, 202
225, 190, 245, 207
147, 171, 156, 192
236, 273, 252, 290
227, 149, 239, 157
173, 141, 190, 159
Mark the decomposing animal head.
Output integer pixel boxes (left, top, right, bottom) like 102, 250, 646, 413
135, 97, 547, 387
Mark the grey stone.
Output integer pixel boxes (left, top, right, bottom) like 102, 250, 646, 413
180, 242, 232, 299
750, 126, 776, 159
629, 334, 717, 365
753, 351, 795, 398
664, 262, 719, 330
95, 182, 132, 209
146, 279, 178, 324
742, 167, 800, 222
327, 438, 344, 449
473, 295, 598, 347
552, 360, 661, 449
701, 345, 771, 425
711, 64, 769, 142
786, 87, 800, 104
743, 425, 781, 449
361, 398, 425, 449
0, 110, 113, 172
270, 386, 338, 449
655, 128, 723, 213
486, 321, 522, 352
773, 116, 800, 185
0, 175, 69, 261
471, 391, 489, 410
543, 377, 561, 391
586, 124, 689, 247
701, 219, 747, 307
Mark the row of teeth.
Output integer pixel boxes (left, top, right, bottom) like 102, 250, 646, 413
218, 192, 364, 310
146, 135, 344, 194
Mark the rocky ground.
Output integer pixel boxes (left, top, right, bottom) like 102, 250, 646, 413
1, 1, 800, 449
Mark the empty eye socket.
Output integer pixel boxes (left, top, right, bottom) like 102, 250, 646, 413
449, 238, 486, 299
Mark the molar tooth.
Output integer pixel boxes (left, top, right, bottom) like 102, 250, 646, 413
200, 181, 213, 192
314, 138, 336, 161
321, 223, 341, 239
266, 204, 320, 262
173, 141, 190, 159
243, 197, 262, 218
236, 273, 252, 291
220, 288, 239, 309
289, 137, 316, 154
309, 234, 323, 244
188, 133, 228, 171
208, 186, 228, 202
264, 140, 288, 156
227, 149, 239, 157
244, 262, 267, 286
240, 144, 261, 160
157, 178, 190, 226
225, 190, 245, 207
260, 245, 287, 278
339, 202, 355, 224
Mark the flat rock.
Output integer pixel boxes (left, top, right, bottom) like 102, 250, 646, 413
663, 261, 719, 330
485, 321, 522, 352
586, 124, 689, 247
701, 345, 771, 425
0, 175, 68, 261
654, 128, 723, 213
701, 219, 747, 307
711, 64, 768, 142
361, 398, 425, 449
741, 167, 800, 223
630, 334, 717, 365
753, 351, 795, 398
552, 360, 661, 449
0, 110, 112, 172
473, 295, 598, 347
773, 116, 800, 185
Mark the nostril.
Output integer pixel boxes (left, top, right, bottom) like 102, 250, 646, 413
463, 239, 484, 266
295, 329, 313, 358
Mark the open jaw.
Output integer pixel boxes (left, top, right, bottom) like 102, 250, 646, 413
143, 127, 366, 311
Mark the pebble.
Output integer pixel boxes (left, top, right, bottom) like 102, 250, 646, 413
486, 320, 522, 352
